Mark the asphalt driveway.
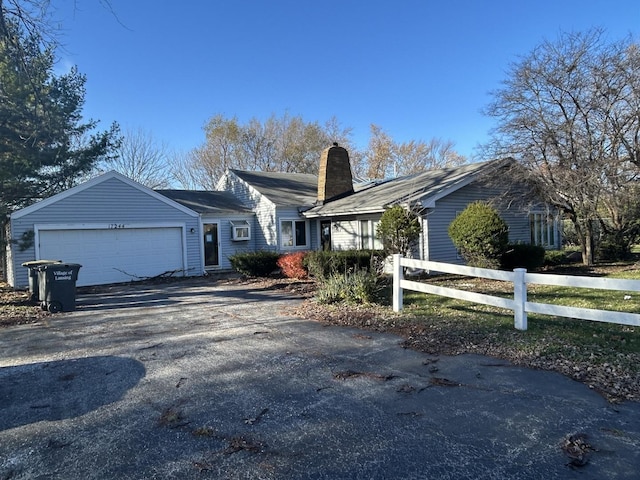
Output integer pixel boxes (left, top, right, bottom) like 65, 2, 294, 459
1, 276, 639, 479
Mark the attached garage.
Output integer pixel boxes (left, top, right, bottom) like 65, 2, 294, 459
7, 171, 202, 288
36, 225, 187, 287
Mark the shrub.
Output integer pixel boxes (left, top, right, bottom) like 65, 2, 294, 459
305, 250, 384, 279
277, 251, 308, 279
376, 205, 422, 255
448, 201, 509, 269
228, 250, 280, 277
315, 270, 378, 305
501, 243, 545, 271
314, 274, 343, 304
597, 233, 634, 261
544, 249, 570, 266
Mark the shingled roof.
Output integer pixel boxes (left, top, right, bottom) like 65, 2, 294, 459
157, 190, 252, 214
303, 159, 508, 217
229, 169, 319, 207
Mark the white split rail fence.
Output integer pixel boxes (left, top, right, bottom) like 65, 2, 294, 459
392, 254, 640, 331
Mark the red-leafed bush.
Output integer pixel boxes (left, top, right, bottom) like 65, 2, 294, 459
277, 251, 308, 279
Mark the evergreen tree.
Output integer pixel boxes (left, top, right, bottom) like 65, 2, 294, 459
0, 17, 119, 219
376, 205, 422, 256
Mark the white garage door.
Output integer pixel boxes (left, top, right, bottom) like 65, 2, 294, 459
38, 227, 185, 286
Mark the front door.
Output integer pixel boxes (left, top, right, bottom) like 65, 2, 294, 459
203, 223, 219, 267
320, 220, 332, 251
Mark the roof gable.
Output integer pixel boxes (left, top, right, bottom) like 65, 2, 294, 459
229, 169, 318, 207
11, 171, 199, 219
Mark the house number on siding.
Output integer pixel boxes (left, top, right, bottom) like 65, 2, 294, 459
109, 224, 125, 229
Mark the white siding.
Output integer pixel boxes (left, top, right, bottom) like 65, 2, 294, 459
331, 217, 365, 251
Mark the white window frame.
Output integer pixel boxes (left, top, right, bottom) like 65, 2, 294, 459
359, 219, 383, 250
529, 210, 558, 248
280, 219, 309, 249
230, 220, 251, 241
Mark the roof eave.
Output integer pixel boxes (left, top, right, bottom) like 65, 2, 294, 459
303, 206, 385, 218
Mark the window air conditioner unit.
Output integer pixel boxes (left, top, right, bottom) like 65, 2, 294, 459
231, 220, 251, 241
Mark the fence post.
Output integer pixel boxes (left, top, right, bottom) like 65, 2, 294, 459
393, 254, 403, 312
513, 268, 527, 331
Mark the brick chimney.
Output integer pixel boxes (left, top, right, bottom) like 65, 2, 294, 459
317, 143, 354, 203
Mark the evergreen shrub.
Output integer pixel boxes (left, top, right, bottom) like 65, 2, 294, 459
448, 201, 509, 269
229, 250, 280, 277
305, 250, 384, 279
543, 249, 570, 266
376, 205, 422, 255
501, 243, 545, 271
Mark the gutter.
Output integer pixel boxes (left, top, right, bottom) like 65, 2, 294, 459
302, 206, 386, 218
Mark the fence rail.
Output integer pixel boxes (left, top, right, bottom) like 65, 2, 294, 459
392, 254, 640, 330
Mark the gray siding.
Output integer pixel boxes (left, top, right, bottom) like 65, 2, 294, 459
425, 183, 531, 264
275, 207, 311, 252
203, 214, 256, 269
220, 172, 316, 253
219, 173, 277, 251
255, 198, 278, 250
299, 182, 536, 262
9, 176, 201, 288
309, 219, 319, 250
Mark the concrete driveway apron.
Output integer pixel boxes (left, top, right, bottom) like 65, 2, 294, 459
1, 277, 639, 479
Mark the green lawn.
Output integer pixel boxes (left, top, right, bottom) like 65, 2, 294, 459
400, 266, 640, 362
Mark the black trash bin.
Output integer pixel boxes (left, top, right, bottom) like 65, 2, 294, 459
37, 263, 82, 313
21, 260, 62, 301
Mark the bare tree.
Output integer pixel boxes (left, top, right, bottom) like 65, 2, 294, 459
364, 124, 466, 179
182, 112, 356, 188
365, 124, 395, 179
483, 28, 640, 265
99, 127, 171, 189
1, 0, 55, 46
395, 138, 466, 174
167, 150, 209, 190
1, 1, 121, 49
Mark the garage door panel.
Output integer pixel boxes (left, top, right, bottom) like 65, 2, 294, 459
39, 227, 184, 286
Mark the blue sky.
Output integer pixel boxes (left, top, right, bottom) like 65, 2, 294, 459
53, 0, 639, 161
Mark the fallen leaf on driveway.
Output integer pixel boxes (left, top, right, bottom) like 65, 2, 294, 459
429, 377, 461, 387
